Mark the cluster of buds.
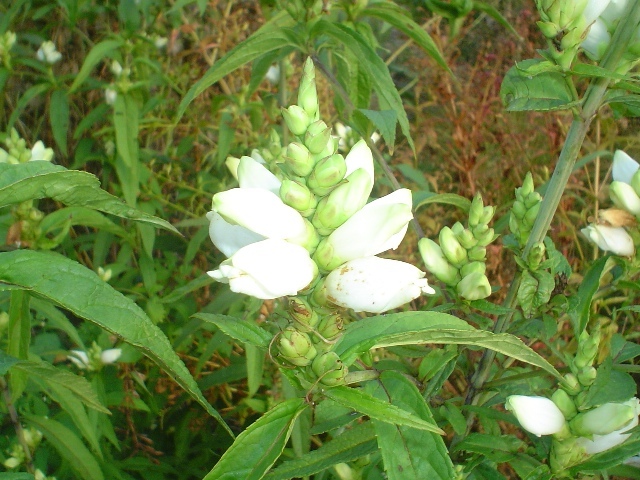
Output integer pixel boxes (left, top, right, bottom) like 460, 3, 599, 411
206, 59, 437, 387
0, 129, 54, 164
581, 150, 638, 257
582, 0, 640, 68
509, 172, 542, 248
68, 342, 122, 372
3, 428, 42, 469
506, 326, 640, 472
0, 31, 16, 69
36, 40, 62, 65
418, 194, 497, 301
535, 0, 616, 70
333, 122, 380, 153
208, 58, 434, 313
10, 200, 44, 247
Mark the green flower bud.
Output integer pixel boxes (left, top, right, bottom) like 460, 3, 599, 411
439, 227, 468, 267
280, 179, 317, 217
468, 194, 486, 227
562, 373, 581, 395
304, 120, 332, 155
471, 223, 489, 237
550, 437, 589, 473
451, 221, 465, 236
574, 329, 601, 370
286, 217, 320, 252
278, 327, 317, 366
537, 20, 561, 38
418, 238, 460, 286
282, 105, 311, 136
577, 366, 597, 387
298, 57, 319, 119
307, 154, 346, 195
312, 168, 373, 234
312, 351, 347, 386
631, 169, 640, 197
288, 297, 320, 329
467, 245, 487, 262
570, 402, 636, 437
479, 205, 496, 226
285, 142, 314, 177
512, 200, 527, 219
460, 261, 486, 278
475, 228, 497, 247
527, 242, 546, 270
456, 271, 491, 300
524, 202, 541, 226
316, 313, 344, 341
456, 228, 477, 250
552, 389, 578, 420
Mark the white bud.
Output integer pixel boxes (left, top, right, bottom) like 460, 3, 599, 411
506, 395, 566, 437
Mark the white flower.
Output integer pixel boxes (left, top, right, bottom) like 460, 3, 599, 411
237, 156, 281, 194
583, 0, 612, 25
68, 350, 90, 369
110, 60, 123, 77
576, 398, 640, 454
581, 224, 635, 256
582, 18, 611, 60
211, 188, 307, 240
314, 189, 414, 271
610, 181, 640, 215
36, 41, 61, 64
265, 65, 280, 84
30, 140, 53, 162
208, 239, 317, 299
344, 139, 374, 182
324, 256, 434, 313
154, 36, 168, 49
105, 87, 117, 105
100, 348, 122, 365
506, 395, 566, 437
612, 150, 640, 184
207, 210, 265, 257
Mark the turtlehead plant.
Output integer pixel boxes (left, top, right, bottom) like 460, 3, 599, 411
206, 58, 435, 386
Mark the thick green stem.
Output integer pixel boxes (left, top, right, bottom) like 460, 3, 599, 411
459, 0, 640, 437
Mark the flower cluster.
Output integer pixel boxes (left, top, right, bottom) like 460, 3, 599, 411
0, 129, 54, 164
506, 327, 640, 472
418, 194, 497, 301
208, 58, 434, 314
36, 40, 62, 65
68, 342, 122, 371
581, 150, 638, 257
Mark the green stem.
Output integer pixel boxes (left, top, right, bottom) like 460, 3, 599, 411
0, 377, 35, 474
459, 0, 640, 437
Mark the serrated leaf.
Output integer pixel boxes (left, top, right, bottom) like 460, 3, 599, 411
366, 371, 455, 480
568, 255, 610, 334
310, 19, 414, 152
203, 398, 307, 480
358, 109, 396, 148
40, 206, 130, 238
517, 269, 554, 318
361, 2, 450, 73
333, 311, 562, 380
452, 433, 526, 463
415, 192, 472, 212
176, 23, 296, 122
581, 357, 637, 408
0, 250, 231, 435
324, 385, 444, 435
24, 414, 104, 480
69, 39, 124, 93
265, 421, 377, 479
0, 162, 179, 234
49, 89, 70, 156
193, 313, 272, 348
13, 360, 108, 414
500, 59, 579, 112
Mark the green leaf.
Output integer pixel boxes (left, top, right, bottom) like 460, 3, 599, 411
0, 350, 20, 375
415, 192, 472, 212
264, 421, 377, 479
324, 385, 444, 435
40, 206, 130, 238
113, 93, 139, 168
568, 255, 610, 335
69, 39, 124, 93
24, 414, 104, 480
517, 269, 554, 318
357, 109, 396, 148
0, 250, 231, 435
452, 433, 526, 463
193, 313, 272, 348
500, 59, 579, 112
8, 84, 50, 130
472, 1, 521, 39
203, 398, 307, 480
0, 162, 179, 234
176, 25, 296, 122
334, 311, 562, 380
50, 89, 70, 155
13, 360, 109, 414
581, 357, 637, 408
0, 473, 35, 479
360, 2, 450, 73
366, 371, 455, 480
310, 20, 414, 152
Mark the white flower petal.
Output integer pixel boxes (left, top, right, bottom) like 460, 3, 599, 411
324, 256, 434, 313
506, 395, 566, 437
237, 156, 281, 194
344, 139, 374, 183
100, 348, 122, 365
207, 211, 265, 257
612, 150, 640, 184
581, 224, 635, 256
